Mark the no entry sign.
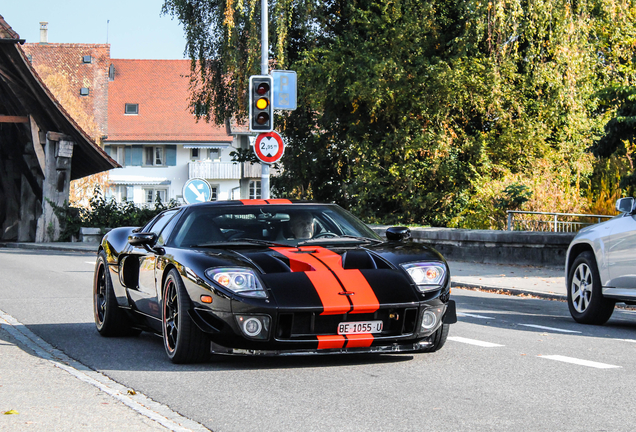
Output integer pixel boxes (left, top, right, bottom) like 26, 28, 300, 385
254, 131, 285, 164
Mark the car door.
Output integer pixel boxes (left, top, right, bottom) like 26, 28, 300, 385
128, 209, 181, 318
606, 213, 636, 289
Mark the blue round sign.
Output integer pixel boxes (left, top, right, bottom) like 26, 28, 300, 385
182, 178, 212, 204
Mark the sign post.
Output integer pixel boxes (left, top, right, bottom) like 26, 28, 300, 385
260, 0, 270, 198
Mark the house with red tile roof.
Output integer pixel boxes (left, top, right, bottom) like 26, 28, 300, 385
22, 42, 110, 139
105, 58, 248, 204
24, 34, 263, 206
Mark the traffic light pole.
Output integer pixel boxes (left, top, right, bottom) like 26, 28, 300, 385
260, 0, 270, 199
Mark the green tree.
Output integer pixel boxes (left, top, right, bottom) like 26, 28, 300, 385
592, 86, 636, 193
164, 0, 636, 227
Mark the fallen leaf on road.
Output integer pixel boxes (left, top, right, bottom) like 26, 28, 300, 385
3, 410, 18, 415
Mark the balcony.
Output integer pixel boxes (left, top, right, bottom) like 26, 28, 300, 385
188, 161, 279, 180
242, 162, 262, 178
189, 161, 241, 180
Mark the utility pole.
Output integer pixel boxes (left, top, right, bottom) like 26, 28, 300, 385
260, 0, 270, 199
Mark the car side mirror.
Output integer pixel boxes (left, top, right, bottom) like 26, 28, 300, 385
386, 226, 411, 241
128, 232, 158, 248
616, 197, 635, 213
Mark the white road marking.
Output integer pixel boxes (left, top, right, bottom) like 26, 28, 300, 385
0, 309, 210, 432
457, 312, 495, 320
616, 339, 636, 344
519, 324, 581, 333
85, 261, 95, 265
448, 336, 504, 347
539, 355, 620, 369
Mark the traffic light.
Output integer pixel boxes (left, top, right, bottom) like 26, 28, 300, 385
249, 75, 273, 132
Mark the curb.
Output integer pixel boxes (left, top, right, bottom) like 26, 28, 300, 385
452, 282, 567, 302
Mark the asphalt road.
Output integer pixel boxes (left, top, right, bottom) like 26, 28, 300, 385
2, 248, 636, 431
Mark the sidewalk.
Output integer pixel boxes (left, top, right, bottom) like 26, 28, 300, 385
448, 260, 566, 301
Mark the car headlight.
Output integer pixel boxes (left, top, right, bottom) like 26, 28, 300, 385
400, 262, 447, 293
205, 268, 267, 298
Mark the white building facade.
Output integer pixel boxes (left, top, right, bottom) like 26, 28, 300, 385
104, 59, 263, 205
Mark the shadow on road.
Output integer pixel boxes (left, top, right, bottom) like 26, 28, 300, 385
6, 321, 415, 373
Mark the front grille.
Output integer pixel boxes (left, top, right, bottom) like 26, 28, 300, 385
275, 307, 417, 340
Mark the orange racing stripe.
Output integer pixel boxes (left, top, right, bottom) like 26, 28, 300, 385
271, 247, 351, 315
240, 199, 268, 205
265, 199, 292, 204
309, 248, 380, 314
317, 335, 346, 349
345, 334, 374, 348
239, 199, 292, 205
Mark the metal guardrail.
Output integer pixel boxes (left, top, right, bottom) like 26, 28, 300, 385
506, 210, 615, 232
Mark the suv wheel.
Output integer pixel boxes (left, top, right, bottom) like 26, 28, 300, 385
567, 251, 615, 325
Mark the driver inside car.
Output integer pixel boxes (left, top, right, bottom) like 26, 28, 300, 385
288, 211, 314, 239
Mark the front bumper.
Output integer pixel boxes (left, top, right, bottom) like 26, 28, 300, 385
191, 299, 456, 354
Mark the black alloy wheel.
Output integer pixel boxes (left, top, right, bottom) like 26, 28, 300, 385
163, 276, 179, 353
567, 251, 615, 325
93, 250, 139, 336
162, 268, 209, 364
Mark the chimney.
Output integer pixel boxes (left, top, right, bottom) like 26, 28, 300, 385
39, 22, 48, 44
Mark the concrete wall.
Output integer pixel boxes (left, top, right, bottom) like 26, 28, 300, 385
370, 226, 575, 268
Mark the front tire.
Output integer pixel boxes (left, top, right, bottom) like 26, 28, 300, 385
419, 323, 450, 353
93, 251, 139, 336
162, 269, 209, 364
567, 251, 615, 325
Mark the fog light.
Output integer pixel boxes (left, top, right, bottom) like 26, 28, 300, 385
236, 315, 270, 340
243, 317, 262, 337
421, 310, 437, 330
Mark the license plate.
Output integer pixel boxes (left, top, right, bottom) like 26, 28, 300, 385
337, 320, 383, 335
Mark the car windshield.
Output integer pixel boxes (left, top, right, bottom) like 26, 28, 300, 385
167, 204, 382, 248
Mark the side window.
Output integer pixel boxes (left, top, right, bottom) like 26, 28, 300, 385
146, 209, 180, 237
156, 211, 182, 246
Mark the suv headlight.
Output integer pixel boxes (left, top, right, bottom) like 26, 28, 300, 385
400, 262, 447, 293
205, 268, 267, 298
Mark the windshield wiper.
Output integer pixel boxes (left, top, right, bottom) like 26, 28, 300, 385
193, 238, 290, 248
298, 235, 383, 246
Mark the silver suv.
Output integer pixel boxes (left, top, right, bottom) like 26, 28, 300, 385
566, 197, 636, 324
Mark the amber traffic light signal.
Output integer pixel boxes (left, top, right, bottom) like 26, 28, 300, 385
249, 75, 274, 132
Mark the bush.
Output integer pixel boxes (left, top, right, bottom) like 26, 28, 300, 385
49, 186, 179, 241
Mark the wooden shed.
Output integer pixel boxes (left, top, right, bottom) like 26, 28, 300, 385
0, 16, 118, 242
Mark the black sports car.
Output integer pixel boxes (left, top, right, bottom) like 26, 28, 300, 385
93, 200, 456, 363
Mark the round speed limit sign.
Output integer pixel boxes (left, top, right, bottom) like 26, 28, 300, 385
254, 131, 285, 164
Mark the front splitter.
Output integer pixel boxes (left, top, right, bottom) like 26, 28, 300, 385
210, 340, 432, 356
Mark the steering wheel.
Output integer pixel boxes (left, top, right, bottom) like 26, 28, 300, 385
313, 232, 338, 239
